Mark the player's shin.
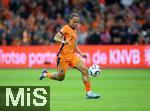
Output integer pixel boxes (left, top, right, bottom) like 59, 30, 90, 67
46, 72, 51, 79
82, 75, 91, 92
46, 72, 65, 81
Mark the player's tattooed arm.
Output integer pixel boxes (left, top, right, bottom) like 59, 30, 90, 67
54, 32, 68, 44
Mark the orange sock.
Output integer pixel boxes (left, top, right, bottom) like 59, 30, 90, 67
84, 81, 91, 92
46, 72, 51, 79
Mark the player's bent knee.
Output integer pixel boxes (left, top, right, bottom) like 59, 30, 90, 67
58, 77, 65, 81
58, 73, 65, 81
58, 76, 65, 81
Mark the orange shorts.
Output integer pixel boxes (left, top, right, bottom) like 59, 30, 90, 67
56, 55, 80, 74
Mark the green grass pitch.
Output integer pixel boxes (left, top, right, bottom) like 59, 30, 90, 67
0, 69, 150, 111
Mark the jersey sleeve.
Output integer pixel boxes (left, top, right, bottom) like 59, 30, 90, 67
60, 25, 67, 35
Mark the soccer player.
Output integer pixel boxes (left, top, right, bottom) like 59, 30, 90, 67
39, 12, 100, 99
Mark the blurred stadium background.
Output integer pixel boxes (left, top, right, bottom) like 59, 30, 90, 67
0, 0, 150, 45
0, 0, 150, 111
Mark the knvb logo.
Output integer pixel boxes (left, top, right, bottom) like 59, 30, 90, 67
0, 86, 50, 111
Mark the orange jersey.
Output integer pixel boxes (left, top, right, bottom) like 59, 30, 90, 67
57, 24, 77, 60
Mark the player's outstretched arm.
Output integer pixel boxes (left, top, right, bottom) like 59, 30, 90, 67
74, 43, 87, 58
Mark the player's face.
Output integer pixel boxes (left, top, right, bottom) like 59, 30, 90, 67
69, 17, 80, 29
